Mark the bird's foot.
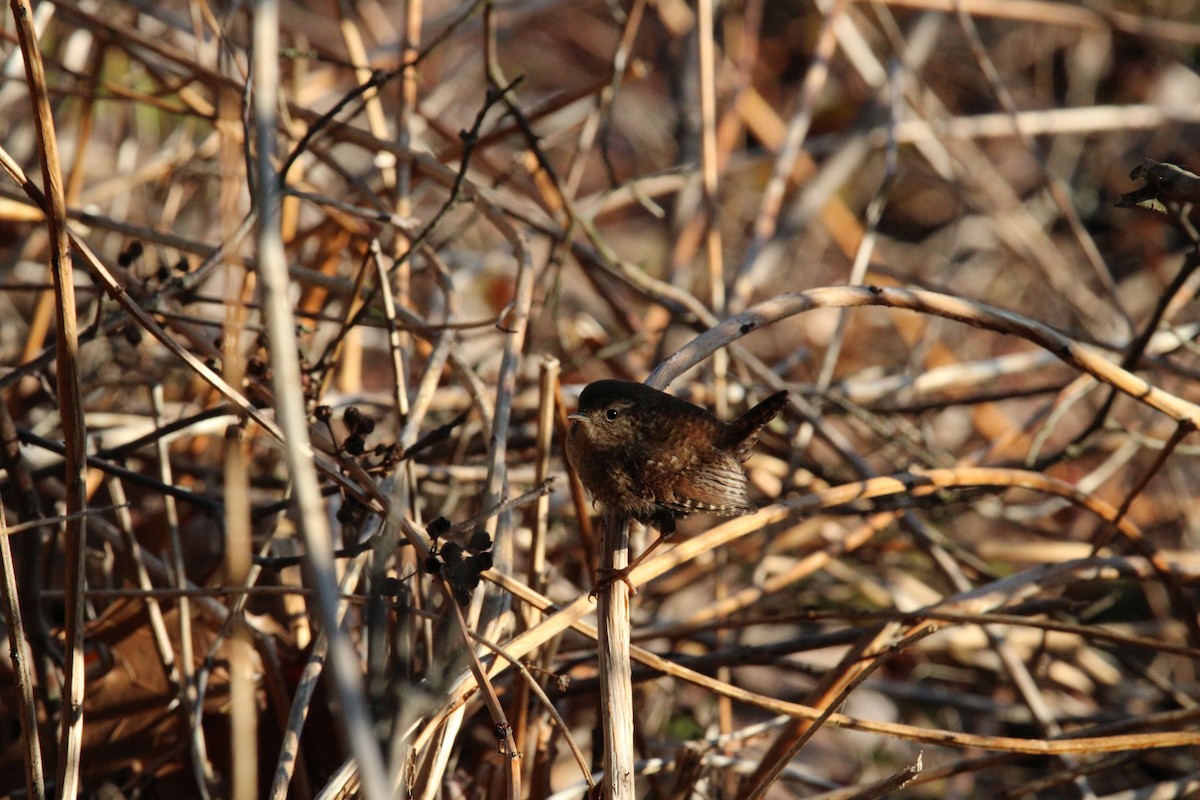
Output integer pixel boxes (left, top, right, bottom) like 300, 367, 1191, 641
589, 566, 637, 599
588, 532, 671, 599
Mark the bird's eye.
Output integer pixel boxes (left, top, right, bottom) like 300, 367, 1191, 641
605, 407, 620, 421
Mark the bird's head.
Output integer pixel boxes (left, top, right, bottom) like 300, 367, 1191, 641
567, 380, 649, 448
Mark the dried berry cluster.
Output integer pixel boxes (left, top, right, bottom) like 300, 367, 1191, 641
422, 517, 494, 605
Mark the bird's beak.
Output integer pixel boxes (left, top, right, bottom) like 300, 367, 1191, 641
567, 412, 585, 423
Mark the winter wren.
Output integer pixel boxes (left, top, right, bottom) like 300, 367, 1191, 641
566, 380, 788, 533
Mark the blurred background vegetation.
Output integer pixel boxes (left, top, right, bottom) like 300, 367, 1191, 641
1, 0, 1199, 797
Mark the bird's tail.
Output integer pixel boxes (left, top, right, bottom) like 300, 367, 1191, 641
723, 390, 788, 459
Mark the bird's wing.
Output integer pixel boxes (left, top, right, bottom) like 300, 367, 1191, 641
660, 455, 754, 516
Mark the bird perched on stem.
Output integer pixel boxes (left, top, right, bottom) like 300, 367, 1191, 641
566, 380, 787, 586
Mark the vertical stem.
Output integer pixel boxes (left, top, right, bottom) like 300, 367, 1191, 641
596, 513, 635, 798
153, 386, 215, 796
696, 0, 727, 409
0, 503, 45, 800
225, 424, 257, 799
10, 1, 87, 796
250, 1, 389, 797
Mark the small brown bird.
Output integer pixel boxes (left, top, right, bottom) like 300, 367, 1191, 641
566, 380, 788, 535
